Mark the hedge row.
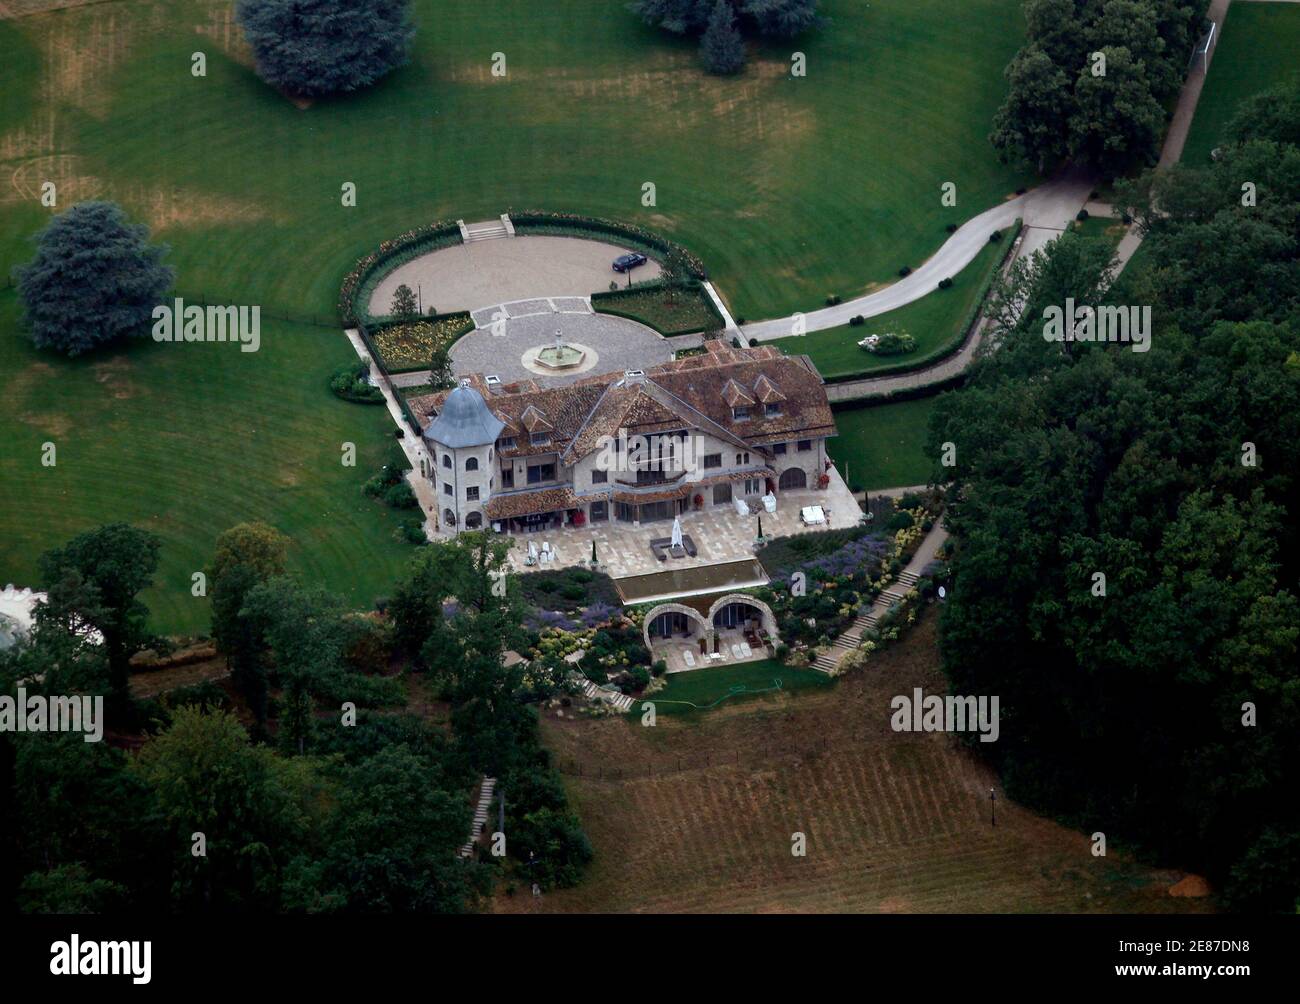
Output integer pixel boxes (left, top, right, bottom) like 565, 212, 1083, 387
507, 210, 708, 279
821, 219, 1023, 385
338, 220, 463, 325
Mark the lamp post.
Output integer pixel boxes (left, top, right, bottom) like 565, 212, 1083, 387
989, 787, 997, 828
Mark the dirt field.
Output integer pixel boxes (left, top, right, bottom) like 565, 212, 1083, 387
497, 614, 1216, 914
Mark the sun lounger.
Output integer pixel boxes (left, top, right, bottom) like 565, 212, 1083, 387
740, 641, 752, 658
683, 649, 696, 669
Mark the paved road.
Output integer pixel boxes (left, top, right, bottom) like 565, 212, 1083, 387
741, 168, 1096, 342
795, 0, 1232, 403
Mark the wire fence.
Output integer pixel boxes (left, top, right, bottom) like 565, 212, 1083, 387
172, 291, 337, 329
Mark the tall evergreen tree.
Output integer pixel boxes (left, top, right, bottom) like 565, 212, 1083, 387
236, 0, 416, 98
701, 2, 747, 75
13, 202, 172, 357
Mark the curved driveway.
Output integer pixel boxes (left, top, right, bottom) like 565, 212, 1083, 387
741, 170, 1095, 341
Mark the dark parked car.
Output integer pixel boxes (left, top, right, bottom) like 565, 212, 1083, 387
612, 252, 648, 273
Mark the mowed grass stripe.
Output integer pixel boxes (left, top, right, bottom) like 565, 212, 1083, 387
3, 0, 1030, 322
0, 293, 414, 633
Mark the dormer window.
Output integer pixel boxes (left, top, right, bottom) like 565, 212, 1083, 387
732, 406, 750, 421
764, 403, 782, 417
530, 432, 550, 447
499, 436, 516, 450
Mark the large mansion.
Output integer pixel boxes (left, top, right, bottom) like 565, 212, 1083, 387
407, 341, 838, 534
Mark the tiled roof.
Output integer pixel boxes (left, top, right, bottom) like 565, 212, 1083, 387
413, 342, 835, 464
611, 485, 689, 505
485, 487, 580, 520
721, 378, 755, 407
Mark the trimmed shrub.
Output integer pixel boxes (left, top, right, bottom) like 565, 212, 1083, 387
898, 266, 912, 277
848, 315, 865, 326
874, 331, 917, 356
1076, 209, 1090, 221
330, 361, 384, 404
938, 277, 954, 290
382, 482, 418, 509
825, 293, 842, 306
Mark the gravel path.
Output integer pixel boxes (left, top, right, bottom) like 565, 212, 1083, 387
368, 235, 661, 316
450, 310, 672, 387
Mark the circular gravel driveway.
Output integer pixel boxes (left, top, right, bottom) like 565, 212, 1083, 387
451, 310, 672, 388
368, 234, 662, 316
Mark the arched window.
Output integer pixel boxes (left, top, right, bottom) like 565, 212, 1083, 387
465, 511, 483, 529
779, 467, 807, 490
465, 456, 479, 472
442, 454, 452, 469
443, 508, 457, 526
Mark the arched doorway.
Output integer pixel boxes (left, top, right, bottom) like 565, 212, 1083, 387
779, 467, 807, 491
707, 594, 779, 655
641, 602, 712, 668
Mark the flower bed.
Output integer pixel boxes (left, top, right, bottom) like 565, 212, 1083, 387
370, 314, 473, 373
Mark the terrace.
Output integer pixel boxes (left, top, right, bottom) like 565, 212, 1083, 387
501, 466, 862, 579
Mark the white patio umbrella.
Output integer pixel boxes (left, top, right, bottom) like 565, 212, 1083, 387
670, 515, 683, 550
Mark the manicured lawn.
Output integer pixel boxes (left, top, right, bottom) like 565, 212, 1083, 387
828, 396, 938, 492
630, 658, 832, 716
0, 0, 1029, 321
1182, 2, 1300, 164
769, 236, 1007, 380
593, 285, 719, 335
0, 291, 418, 635
1071, 214, 1127, 248
0, 0, 1028, 630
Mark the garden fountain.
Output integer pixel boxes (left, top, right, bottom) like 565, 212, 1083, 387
533, 327, 586, 371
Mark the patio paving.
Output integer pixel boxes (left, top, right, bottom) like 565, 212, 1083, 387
451, 309, 673, 388
653, 625, 777, 675
502, 467, 862, 579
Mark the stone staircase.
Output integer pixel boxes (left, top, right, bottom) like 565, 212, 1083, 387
459, 215, 513, 243
458, 775, 497, 858
813, 568, 920, 672
574, 675, 635, 713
